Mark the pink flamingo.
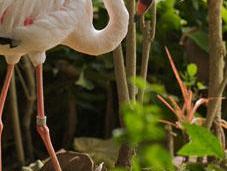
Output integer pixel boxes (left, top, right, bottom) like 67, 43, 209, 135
0, 0, 129, 170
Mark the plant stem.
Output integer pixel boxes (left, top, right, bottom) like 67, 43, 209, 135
138, 2, 157, 103
126, 0, 137, 101
9, 71, 25, 166
21, 57, 36, 161
205, 0, 225, 133
113, 45, 134, 169
166, 125, 174, 157
113, 45, 130, 122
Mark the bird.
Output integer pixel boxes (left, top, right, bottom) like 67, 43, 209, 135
137, 0, 154, 16
0, 0, 129, 171
63, 0, 129, 56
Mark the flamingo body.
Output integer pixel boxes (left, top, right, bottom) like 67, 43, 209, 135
0, 0, 129, 66
63, 0, 129, 55
0, 0, 82, 65
0, 0, 129, 170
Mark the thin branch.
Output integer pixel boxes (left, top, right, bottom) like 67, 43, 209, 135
138, 2, 157, 103
189, 98, 208, 121
113, 45, 130, 120
166, 125, 174, 157
9, 72, 25, 166
157, 95, 177, 117
113, 45, 134, 168
159, 119, 178, 128
168, 96, 183, 120
126, 0, 137, 101
21, 57, 36, 161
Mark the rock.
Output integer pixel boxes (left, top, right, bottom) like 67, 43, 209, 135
40, 151, 94, 171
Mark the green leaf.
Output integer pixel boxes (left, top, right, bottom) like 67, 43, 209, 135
131, 77, 166, 94
122, 103, 164, 144
131, 77, 151, 91
184, 163, 205, 171
160, 9, 181, 30
222, 6, 227, 23
164, 0, 175, 8
187, 63, 198, 77
132, 156, 140, 171
150, 83, 166, 94
141, 145, 174, 171
197, 82, 207, 90
178, 124, 224, 159
187, 31, 209, 52
206, 164, 225, 171
192, 1, 199, 10
111, 168, 126, 171
76, 70, 94, 90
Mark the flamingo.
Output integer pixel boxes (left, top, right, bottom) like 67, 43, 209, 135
0, 0, 129, 170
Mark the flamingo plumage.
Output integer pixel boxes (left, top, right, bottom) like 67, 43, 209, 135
0, 0, 129, 170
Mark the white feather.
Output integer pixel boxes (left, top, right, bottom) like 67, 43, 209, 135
0, 0, 129, 66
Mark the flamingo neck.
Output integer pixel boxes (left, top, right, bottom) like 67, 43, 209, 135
64, 0, 129, 56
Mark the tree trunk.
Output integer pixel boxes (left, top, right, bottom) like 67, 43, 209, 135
205, 0, 225, 131
205, 0, 226, 147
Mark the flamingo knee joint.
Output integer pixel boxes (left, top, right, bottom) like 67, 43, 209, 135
36, 116, 47, 127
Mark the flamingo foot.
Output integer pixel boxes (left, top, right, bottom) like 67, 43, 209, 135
36, 64, 61, 171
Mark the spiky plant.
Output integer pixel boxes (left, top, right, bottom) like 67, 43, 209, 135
158, 48, 210, 128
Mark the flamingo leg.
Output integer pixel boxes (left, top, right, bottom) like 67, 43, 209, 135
0, 64, 14, 171
36, 64, 62, 171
